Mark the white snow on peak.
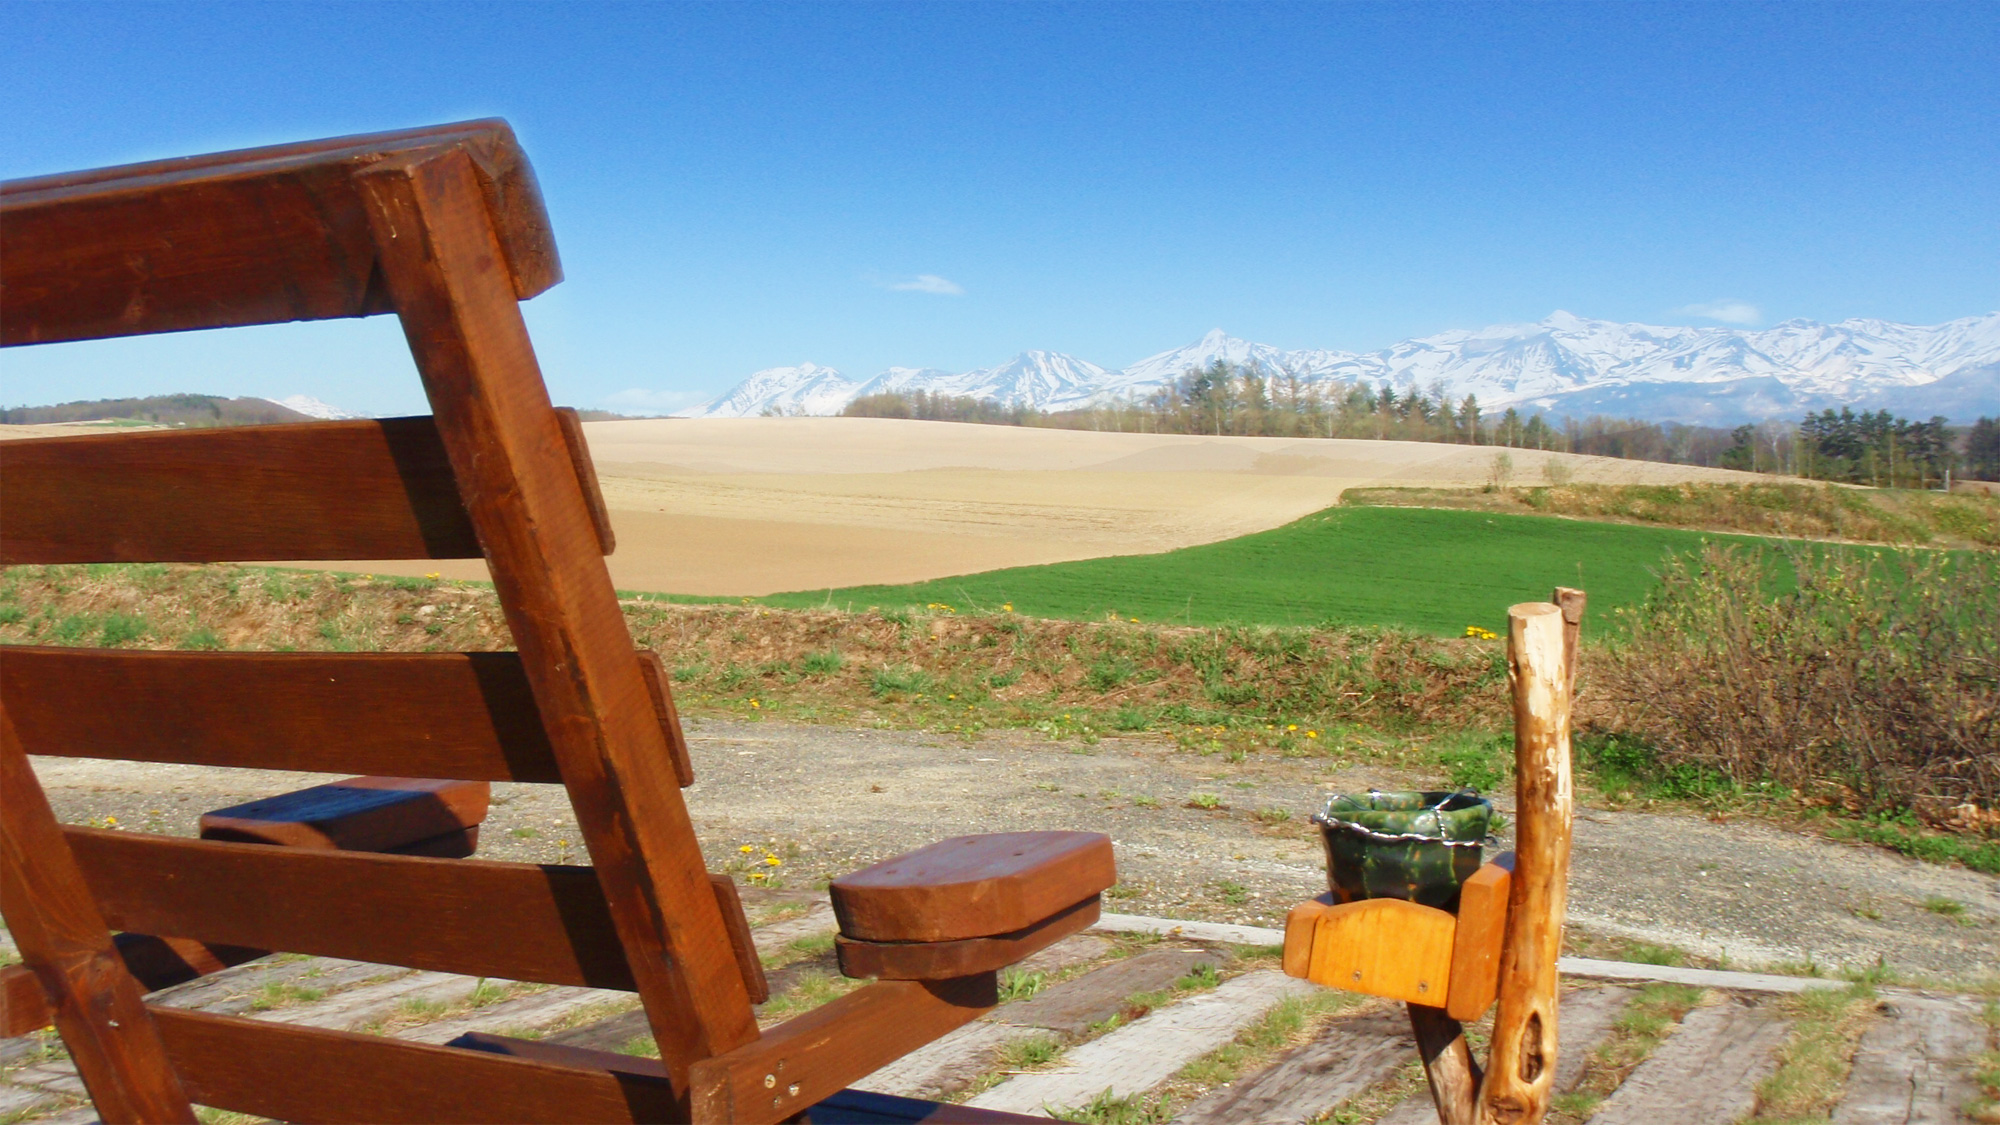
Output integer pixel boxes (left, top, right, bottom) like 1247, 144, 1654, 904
675, 362, 861, 418
267, 394, 360, 420
666, 311, 2000, 423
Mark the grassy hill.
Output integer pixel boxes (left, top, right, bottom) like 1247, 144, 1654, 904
740, 505, 1812, 635
0, 393, 313, 427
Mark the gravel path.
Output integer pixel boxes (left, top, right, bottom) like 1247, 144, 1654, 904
22, 717, 1997, 979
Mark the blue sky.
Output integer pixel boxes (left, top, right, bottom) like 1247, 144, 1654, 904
4, 1, 1997, 416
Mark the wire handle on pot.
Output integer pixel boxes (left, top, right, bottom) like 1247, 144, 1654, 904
1311, 788, 1495, 847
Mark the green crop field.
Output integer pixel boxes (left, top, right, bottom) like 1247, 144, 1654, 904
747, 506, 1804, 635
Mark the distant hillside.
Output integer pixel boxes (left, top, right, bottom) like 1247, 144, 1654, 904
1, 394, 316, 427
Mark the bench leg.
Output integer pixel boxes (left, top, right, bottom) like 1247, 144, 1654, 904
1409, 1003, 1481, 1125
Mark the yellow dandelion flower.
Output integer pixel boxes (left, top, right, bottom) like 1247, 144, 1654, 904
104, 816, 117, 826
764, 856, 782, 867
749, 699, 761, 708
1307, 731, 1318, 739
1287, 724, 1298, 732
739, 844, 755, 854
1002, 603, 1014, 612
425, 572, 441, 580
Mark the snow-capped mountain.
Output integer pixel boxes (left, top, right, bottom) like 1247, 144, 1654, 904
674, 312, 2000, 424
686, 362, 863, 418
265, 394, 360, 420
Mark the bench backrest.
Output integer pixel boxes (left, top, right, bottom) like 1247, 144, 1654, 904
0, 121, 756, 1123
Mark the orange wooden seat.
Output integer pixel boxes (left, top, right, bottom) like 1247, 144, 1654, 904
0, 121, 1104, 1125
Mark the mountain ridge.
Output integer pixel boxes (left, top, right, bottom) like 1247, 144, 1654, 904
678, 311, 2000, 425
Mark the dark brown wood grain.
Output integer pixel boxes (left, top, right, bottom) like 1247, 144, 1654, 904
1, 934, 266, 1038
199, 776, 489, 851
4, 876, 762, 1040
66, 826, 640, 991
709, 875, 770, 1004
835, 896, 1100, 981
0, 958, 48, 1038
639, 649, 698, 788
0, 120, 557, 347
0, 647, 689, 786
688, 974, 999, 1124
152, 1007, 683, 1124
830, 832, 1116, 943
0, 417, 480, 564
359, 146, 758, 1087
556, 406, 617, 556
0, 712, 196, 1122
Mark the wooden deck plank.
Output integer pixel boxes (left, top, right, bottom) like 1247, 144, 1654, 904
853, 934, 1145, 1100
1832, 995, 1986, 1125
1586, 999, 1790, 1125
1376, 986, 1634, 1125
964, 971, 1318, 1115
991, 948, 1221, 1035
1174, 1007, 1412, 1125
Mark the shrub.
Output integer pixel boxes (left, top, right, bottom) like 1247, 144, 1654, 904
1601, 543, 1999, 814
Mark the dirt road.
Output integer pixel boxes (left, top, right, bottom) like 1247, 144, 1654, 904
26, 717, 1994, 980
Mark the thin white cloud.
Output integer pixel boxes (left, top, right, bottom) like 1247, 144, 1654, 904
1674, 299, 1762, 326
885, 274, 965, 296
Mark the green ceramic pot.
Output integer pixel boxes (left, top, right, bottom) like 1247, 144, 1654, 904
1312, 790, 1492, 911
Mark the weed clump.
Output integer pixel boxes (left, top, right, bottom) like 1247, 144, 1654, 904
1600, 542, 1999, 818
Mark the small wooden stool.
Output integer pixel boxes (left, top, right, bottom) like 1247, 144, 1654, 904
1283, 588, 1584, 1125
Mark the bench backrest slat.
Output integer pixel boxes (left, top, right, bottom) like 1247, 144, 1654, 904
154, 1008, 678, 1125
0, 120, 559, 347
0, 408, 611, 565
68, 827, 637, 990
3, 647, 691, 786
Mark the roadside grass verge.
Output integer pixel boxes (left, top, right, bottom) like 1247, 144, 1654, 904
4, 542, 1993, 866
1346, 481, 2000, 550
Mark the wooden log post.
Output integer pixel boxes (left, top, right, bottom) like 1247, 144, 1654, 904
1478, 596, 1580, 1124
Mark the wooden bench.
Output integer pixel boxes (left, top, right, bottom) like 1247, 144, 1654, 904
0, 120, 1106, 1124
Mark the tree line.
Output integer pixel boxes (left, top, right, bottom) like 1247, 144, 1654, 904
839, 359, 2000, 483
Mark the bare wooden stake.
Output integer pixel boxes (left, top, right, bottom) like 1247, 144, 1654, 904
1479, 600, 1578, 1125
1409, 1002, 1482, 1125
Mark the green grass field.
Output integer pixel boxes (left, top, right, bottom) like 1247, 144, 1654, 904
745, 506, 1799, 635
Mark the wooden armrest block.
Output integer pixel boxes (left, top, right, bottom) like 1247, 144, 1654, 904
1280, 852, 1512, 1019
830, 832, 1115, 943
199, 776, 489, 853
836, 896, 1100, 980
